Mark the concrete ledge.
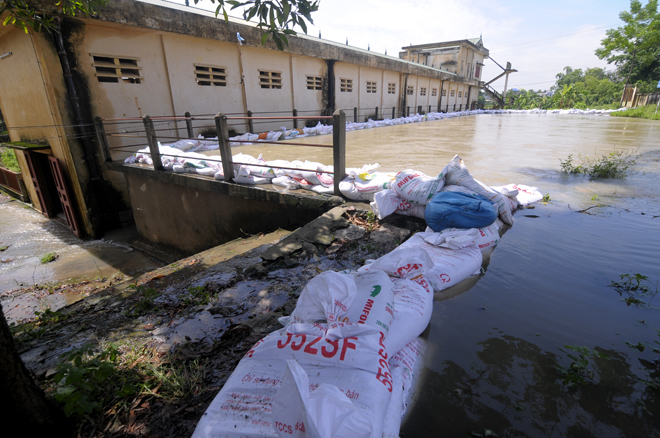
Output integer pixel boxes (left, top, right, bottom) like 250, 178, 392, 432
106, 162, 345, 210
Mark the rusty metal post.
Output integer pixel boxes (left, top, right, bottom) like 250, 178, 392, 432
293, 109, 298, 129
392, 106, 395, 119
247, 110, 254, 133
353, 107, 358, 123
94, 116, 112, 162
143, 115, 163, 171
407, 106, 410, 116
215, 113, 234, 182
374, 106, 379, 120
332, 109, 346, 197
418, 105, 422, 115
185, 111, 194, 138
429, 105, 432, 113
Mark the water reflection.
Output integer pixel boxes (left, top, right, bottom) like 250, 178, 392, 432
402, 334, 660, 437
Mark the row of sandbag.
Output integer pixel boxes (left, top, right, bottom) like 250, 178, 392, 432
191, 159, 545, 438
192, 246, 438, 438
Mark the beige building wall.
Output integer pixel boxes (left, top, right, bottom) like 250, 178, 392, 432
381, 71, 401, 115
241, 46, 294, 132
334, 62, 359, 111
291, 56, 326, 115
416, 76, 430, 110
0, 27, 94, 234
358, 66, 382, 120
161, 34, 245, 131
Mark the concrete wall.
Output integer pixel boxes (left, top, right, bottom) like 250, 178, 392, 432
124, 169, 340, 255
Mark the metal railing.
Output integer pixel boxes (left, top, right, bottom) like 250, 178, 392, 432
95, 110, 347, 196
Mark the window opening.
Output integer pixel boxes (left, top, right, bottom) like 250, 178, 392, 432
420, 87, 427, 96
340, 78, 353, 92
407, 86, 414, 95
306, 76, 323, 90
259, 70, 282, 89
195, 65, 227, 86
388, 83, 396, 94
366, 81, 377, 93
92, 55, 142, 83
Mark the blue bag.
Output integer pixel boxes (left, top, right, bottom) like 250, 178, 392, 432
424, 191, 498, 232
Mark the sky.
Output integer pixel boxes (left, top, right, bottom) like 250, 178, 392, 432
169, 0, 633, 92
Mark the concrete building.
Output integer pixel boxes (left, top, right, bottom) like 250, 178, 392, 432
0, 0, 488, 250
399, 38, 488, 113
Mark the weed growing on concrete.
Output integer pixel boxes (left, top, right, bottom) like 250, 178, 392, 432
591, 194, 599, 201
40, 251, 58, 264
49, 340, 208, 429
541, 193, 551, 202
130, 286, 159, 316
610, 273, 658, 309
183, 286, 214, 306
555, 345, 610, 387
560, 150, 637, 179
0, 245, 7, 251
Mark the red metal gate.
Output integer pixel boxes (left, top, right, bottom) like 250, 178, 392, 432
48, 155, 83, 238
24, 151, 56, 218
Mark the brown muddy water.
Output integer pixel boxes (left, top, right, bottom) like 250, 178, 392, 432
237, 114, 660, 437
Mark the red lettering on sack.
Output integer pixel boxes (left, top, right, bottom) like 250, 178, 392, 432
479, 229, 486, 237
275, 421, 293, 434
358, 299, 374, 323
245, 339, 264, 358
340, 337, 358, 360
304, 336, 321, 355
439, 273, 451, 283
295, 422, 306, 432
321, 339, 339, 358
291, 334, 306, 351
334, 299, 347, 313
397, 263, 422, 277
277, 333, 293, 349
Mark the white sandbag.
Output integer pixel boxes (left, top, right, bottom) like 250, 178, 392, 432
311, 184, 335, 195
384, 278, 432, 355
213, 169, 225, 180
393, 233, 483, 292
299, 161, 328, 186
494, 183, 543, 206
444, 155, 514, 225
394, 204, 426, 219
354, 172, 395, 194
423, 221, 501, 252
346, 163, 380, 178
382, 339, 428, 438
289, 271, 357, 324
272, 175, 300, 190
391, 168, 447, 205
265, 160, 293, 177
339, 178, 376, 202
370, 190, 412, 220
272, 360, 371, 438
170, 139, 200, 151
342, 271, 395, 336
191, 323, 394, 438
196, 167, 216, 177
234, 172, 272, 185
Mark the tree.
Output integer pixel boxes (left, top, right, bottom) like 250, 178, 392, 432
0, 0, 318, 50
595, 0, 660, 106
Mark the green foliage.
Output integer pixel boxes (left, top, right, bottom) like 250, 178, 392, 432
39, 251, 58, 264
0, 245, 7, 251
541, 193, 551, 202
53, 344, 131, 419
559, 150, 637, 178
610, 103, 660, 120
0, 148, 20, 172
610, 273, 658, 308
50, 341, 208, 427
595, 0, 660, 88
591, 194, 599, 201
130, 286, 159, 315
0, 0, 108, 33
555, 345, 610, 387
183, 286, 214, 306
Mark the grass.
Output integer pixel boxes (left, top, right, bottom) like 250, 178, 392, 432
560, 149, 637, 179
610, 104, 660, 121
49, 340, 207, 427
555, 345, 610, 387
0, 148, 20, 172
40, 252, 58, 264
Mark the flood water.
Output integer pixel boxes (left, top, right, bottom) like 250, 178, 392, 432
0, 200, 162, 321
238, 114, 660, 437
